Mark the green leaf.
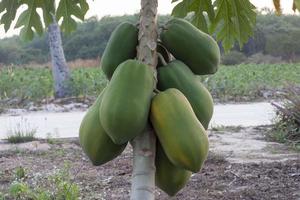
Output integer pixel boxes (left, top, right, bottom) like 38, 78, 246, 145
211, 0, 256, 51
189, 0, 214, 21
293, 0, 300, 11
189, 0, 214, 33
171, 0, 257, 51
172, 0, 193, 17
56, 0, 88, 34
15, 0, 44, 41
171, 0, 214, 33
191, 12, 208, 33
77, 0, 89, 14
0, 0, 19, 31
36, 0, 55, 26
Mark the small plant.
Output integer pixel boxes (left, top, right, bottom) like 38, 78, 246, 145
6, 117, 37, 143
271, 85, 300, 150
5, 162, 79, 200
49, 162, 80, 200
9, 181, 30, 199
0, 192, 4, 200
15, 166, 26, 180
46, 132, 57, 144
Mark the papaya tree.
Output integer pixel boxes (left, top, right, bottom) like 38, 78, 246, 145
0, 0, 88, 98
1, 0, 299, 200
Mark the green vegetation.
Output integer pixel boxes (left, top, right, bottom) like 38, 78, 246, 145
1, 163, 79, 200
1, 64, 299, 106
199, 64, 300, 101
0, 66, 107, 104
269, 86, 300, 151
6, 118, 37, 143
1, 13, 300, 66
210, 125, 243, 132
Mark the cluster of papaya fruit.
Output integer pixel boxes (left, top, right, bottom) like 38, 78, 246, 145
79, 17, 220, 196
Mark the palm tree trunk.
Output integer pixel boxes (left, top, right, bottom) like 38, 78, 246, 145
130, 0, 158, 199
48, 18, 70, 98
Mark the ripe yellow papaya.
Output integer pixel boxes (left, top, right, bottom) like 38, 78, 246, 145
100, 59, 155, 144
101, 22, 138, 79
79, 90, 127, 166
157, 60, 213, 129
155, 142, 191, 196
160, 18, 220, 75
150, 88, 209, 172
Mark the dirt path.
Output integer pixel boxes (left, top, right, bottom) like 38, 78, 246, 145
0, 126, 299, 200
0, 102, 276, 139
209, 126, 299, 164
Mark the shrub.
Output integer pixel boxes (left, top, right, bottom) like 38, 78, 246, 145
271, 85, 300, 150
221, 51, 247, 65
245, 52, 284, 64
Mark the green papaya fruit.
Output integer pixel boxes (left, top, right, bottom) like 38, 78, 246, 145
101, 22, 138, 79
160, 18, 220, 75
150, 88, 209, 172
100, 59, 155, 144
157, 60, 213, 129
79, 89, 127, 166
156, 142, 192, 196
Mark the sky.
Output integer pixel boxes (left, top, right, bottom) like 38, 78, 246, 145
0, 0, 297, 39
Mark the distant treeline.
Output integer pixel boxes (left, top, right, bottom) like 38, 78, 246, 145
1, 13, 300, 65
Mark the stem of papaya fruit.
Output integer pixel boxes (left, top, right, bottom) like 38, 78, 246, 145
157, 53, 168, 66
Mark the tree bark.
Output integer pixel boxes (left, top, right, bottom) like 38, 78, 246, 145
130, 0, 158, 200
48, 18, 71, 98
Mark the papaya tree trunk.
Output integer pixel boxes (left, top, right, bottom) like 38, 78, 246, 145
130, 0, 158, 199
48, 18, 71, 98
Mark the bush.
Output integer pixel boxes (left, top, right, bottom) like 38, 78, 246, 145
221, 51, 247, 65
245, 52, 284, 64
271, 85, 300, 150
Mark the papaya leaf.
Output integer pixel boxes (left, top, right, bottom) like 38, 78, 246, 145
293, 0, 300, 12
171, 0, 214, 33
172, 0, 192, 18
77, 0, 89, 14
211, 0, 256, 51
189, 0, 214, 33
15, 0, 44, 41
171, 0, 256, 52
36, 0, 55, 26
0, 0, 19, 32
56, 0, 88, 34
191, 13, 208, 33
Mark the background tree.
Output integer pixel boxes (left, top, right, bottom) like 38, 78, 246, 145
0, 0, 89, 98
1, 0, 299, 199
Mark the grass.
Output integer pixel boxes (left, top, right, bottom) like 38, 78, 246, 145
0, 64, 299, 105
210, 125, 243, 132
6, 118, 37, 143
1, 163, 80, 200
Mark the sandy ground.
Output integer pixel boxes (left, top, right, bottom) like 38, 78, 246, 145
0, 126, 299, 200
0, 102, 276, 139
